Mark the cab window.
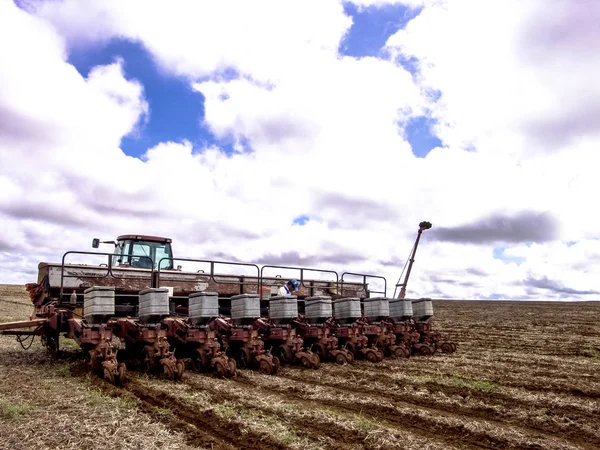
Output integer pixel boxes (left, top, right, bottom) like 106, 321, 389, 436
155, 245, 173, 270
130, 243, 153, 269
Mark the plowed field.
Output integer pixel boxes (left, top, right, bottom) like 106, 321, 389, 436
1, 284, 599, 449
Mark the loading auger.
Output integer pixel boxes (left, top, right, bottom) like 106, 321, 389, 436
389, 221, 458, 356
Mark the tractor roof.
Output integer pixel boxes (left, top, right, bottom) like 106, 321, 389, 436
117, 234, 172, 243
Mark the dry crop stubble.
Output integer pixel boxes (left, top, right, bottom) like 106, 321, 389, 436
2, 286, 600, 449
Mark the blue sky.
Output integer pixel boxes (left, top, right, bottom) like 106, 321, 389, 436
68, 40, 210, 158
66, 3, 440, 160
493, 247, 525, 265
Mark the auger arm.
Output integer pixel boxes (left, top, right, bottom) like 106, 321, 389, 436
394, 221, 432, 299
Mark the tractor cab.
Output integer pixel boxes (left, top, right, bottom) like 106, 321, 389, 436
92, 235, 174, 270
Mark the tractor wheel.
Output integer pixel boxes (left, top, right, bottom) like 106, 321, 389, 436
440, 342, 453, 354
310, 353, 321, 369
175, 360, 185, 381
418, 345, 433, 356
366, 349, 379, 363
450, 343, 457, 352
227, 358, 237, 378
163, 363, 175, 380
394, 346, 410, 359
215, 360, 228, 378
300, 355, 312, 368
116, 363, 127, 385
278, 345, 293, 364
259, 358, 273, 375
335, 352, 348, 365
103, 366, 115, 384
343, 349, 354, 364
376, 349, 385, 362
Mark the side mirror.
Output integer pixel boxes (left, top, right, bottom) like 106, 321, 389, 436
92, 238, 100, 248
177, 265, 182, 271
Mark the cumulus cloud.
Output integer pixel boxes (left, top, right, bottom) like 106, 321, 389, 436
0, 0, 599, 301
515, 1, 600, 150
385, 0, 600, 155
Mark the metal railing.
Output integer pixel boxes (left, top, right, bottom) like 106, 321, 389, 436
157, 257, 260, 293
340, 272, 387, 298
59, 251, 154, 300
59, 252, 389, 300
259, 264, 340, 297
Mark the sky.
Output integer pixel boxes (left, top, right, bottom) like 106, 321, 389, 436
1, 0, 599, 300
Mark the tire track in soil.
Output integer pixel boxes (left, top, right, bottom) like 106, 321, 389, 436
231, 375, 500, 450
89, 376, 290, 450
181, 374, 379, 450
309, 364, 600, 444
76, 360, 360, 450
419, 382, 600, 435
281, 372, 600, 450
333, 361, 600, 402
410, 363, 600, 393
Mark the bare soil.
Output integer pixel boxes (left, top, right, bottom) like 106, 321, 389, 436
1, 284, 599, 449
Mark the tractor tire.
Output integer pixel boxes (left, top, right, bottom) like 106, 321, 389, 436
345, 342, 357, 359
117, 363, 127, 385
272, 356, 280, 375
366, 349, 379, 363
441, 342, 453, 353
418, 345, 433, 356
215, 360, 228, 378
175, 360, 185, 381
300, 355, 312, 368
103, 366, 115, 384
345, 350, 354, 364
227, 358, 237, 378
163, 363, 175, 380
259, 358, 273, 375
335, 352, 348, 365
310, 353, 321, 369
394, 346, 410, 359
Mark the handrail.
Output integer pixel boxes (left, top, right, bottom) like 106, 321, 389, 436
157, 257, 260, 291
60, 250, 154, 300
340, 272, 387, 298
259, 264, 339, 297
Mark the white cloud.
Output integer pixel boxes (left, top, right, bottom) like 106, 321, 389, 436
386, 0, 600, 154
0, 0, 599, 300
